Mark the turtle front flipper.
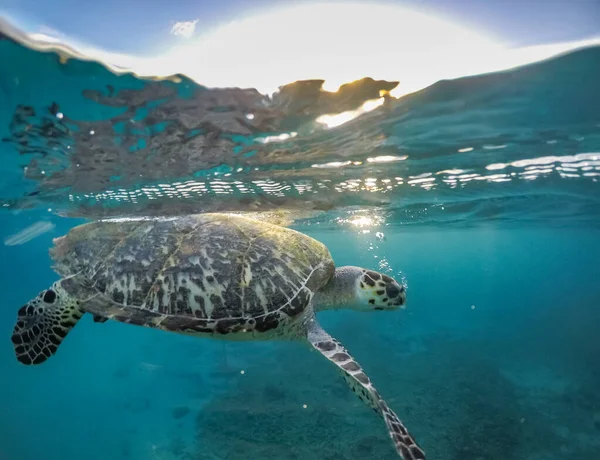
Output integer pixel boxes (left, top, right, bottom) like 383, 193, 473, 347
305, 318, 425, 460
11, 281, 84, 365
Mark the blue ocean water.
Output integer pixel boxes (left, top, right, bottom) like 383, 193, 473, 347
1, 23, 600, 460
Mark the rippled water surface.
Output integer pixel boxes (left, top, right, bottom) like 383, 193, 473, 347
1, 22, 600, 460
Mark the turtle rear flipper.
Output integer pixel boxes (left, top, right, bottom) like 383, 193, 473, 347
11, 282, 84, 365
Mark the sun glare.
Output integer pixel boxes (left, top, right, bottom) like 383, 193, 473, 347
163, 2, 507, 95
350, 216, 373, 227
316, 96, 385, 128
5, 2, 600, 99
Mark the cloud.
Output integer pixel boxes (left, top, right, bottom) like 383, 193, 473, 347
170, 19, 199, 39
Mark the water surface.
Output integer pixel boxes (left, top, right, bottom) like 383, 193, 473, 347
1, 24, 599, 460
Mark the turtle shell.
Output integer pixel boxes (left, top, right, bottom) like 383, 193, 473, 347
50, 213, 335, 335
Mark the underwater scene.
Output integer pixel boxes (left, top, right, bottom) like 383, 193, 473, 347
1, 13, 600, 460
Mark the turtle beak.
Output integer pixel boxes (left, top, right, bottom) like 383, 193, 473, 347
373, 287, 405, 311
386, 282, 406, 308
396, 290, 407, 307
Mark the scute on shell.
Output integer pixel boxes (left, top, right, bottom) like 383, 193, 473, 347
49, 213, 335, 323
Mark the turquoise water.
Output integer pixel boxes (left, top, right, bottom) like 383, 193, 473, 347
1, 25, 600, 460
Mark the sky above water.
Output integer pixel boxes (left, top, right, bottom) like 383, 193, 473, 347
1, 1, 599, 94
3, 0, 599, 52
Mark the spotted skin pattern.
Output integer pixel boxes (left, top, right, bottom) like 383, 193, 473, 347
361, 269, 406, 308
306, 319, 426, 460
11, 282, 84, 365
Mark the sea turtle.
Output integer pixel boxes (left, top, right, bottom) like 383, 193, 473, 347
11, 213, 425, 460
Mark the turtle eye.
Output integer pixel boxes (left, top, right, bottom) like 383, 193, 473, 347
43, 289, 57, 304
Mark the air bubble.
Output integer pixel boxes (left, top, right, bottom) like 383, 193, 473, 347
56, 112, 64, 119
376, 232, 386, 241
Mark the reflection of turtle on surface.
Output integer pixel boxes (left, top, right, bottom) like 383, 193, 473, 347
11, 213, 425, 459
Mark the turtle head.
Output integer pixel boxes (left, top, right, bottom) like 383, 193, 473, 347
313, 266, 406, 311
355, 268, 406, 310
